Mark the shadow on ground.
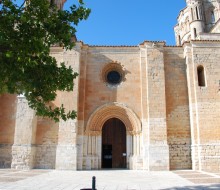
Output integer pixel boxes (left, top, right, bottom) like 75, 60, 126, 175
162, 184, 220, 190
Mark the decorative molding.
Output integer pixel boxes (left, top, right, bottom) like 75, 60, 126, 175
85, 102, 141, 136
100, 61, 126, 87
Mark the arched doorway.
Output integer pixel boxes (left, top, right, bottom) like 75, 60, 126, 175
102, 118, 127, 169
82, 103, 142, 170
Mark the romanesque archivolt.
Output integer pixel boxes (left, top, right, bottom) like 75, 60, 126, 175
85, 102, 141, 136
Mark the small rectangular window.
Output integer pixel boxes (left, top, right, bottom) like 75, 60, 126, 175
191, 8, 194, 20
211, 11, 215, 23
197, 66, 206, 87
194, 28, 197, 39
178, 35, 181, 45
196, 7, 199, 20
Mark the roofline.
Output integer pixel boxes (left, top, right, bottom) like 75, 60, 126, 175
176, 7, 187, 20
77, 40, 169, 47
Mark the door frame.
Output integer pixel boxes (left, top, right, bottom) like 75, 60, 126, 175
101, 118, 127, 169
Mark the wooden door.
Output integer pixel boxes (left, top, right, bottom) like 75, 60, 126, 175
102, 118, 126, 168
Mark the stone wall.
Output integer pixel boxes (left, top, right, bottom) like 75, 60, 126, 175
185, 41, 220, 171
0, 144, 12, 168
193, 44, 220, 171
143, 42, 169, 171
50, 47, 80, 170
81, 46, 142, 123
200, 144, 220, 171
11, 145, 36, 170
56, 120, 78, 170
34, 118, 58, 169
1, 41, 220, 172
34, 145, 57, 169
11, 97, 37, 169
164, 47, 192, 170
78, 45, 143, 170
0, 94, 17, 168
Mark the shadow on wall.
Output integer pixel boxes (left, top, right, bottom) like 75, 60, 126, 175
34, 116, 59, 169
164, 51, 192, 171
0, 145, 13, 168
162, 184, 220, 190
0, 94, 17, 168
80, 50, 134, 124
77, 48, 138, 170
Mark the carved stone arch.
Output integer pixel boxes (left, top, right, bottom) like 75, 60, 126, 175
85, 102, 141, 136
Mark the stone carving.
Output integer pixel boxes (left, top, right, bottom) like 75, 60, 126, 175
85, 102, 141, 136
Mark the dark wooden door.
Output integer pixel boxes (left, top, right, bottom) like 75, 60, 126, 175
102, 118, 126, 168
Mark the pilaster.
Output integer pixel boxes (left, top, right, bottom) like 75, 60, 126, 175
141, 41, 169, 171
184, 42, 201, 170
11, 96, 37, 169
55, 44, 81, 170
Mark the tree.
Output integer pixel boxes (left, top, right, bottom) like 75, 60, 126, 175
0, 0, 90, 121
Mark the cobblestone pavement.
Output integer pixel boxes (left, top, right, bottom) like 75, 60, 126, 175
0, 169, 220, 190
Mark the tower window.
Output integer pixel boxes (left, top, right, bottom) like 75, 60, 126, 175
191, 8, 194, 20
211, 11, 215, 23
178, 35, 181, 46
196, 7, 199, 20
193, 28, 197, 38
197, 65, 206, 87
194, 28, 197, 38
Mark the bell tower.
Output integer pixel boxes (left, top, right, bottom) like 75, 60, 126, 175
174, 0, 220, 45
51, 0, 66, 9
186, 0, 205, 39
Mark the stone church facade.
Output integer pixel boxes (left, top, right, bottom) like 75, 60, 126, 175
0, 0, 220, 171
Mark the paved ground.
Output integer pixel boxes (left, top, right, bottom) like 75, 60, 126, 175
0, 169, 220, 190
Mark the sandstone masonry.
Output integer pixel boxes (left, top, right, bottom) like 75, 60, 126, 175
0, 0, 220, 171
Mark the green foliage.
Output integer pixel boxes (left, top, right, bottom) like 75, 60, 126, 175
0, 0, 90, 121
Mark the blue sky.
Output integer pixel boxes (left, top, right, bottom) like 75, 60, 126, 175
64, 0, 186, 46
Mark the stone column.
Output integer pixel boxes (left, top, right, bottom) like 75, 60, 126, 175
83, 134, 100, 169
11, 96, 37, 169
131, 133, 143, 170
